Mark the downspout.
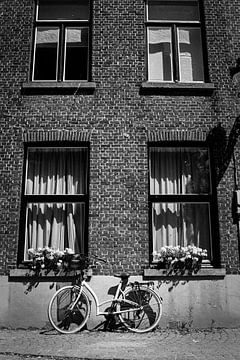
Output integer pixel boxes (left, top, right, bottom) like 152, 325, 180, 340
233, 151, 240, 260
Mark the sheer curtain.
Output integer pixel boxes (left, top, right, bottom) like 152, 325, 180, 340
24, 148, 87, 258
150, 147, 211, 254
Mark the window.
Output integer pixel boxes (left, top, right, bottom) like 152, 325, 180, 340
20, 145, 89, 261
32, 0, 90, 81
146, 0, 205, 83
149, 145, 215, 263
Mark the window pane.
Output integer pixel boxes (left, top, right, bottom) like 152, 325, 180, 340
149, 147, 211, 195
64, 28, 89, 80
24, 202, 85, 259
148, 27, 172, 81
25, 148, 88, 195
178, 27, 204, 82
37, 0, 90, 21
152, 202, 211, 257
33, 27, 59, 81
148, 0, 200, 21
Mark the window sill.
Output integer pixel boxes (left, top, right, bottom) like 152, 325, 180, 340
143, 267, 226, 280
9, 268, 82, 282
21, 81, 96, 95
140, 82, 216, 96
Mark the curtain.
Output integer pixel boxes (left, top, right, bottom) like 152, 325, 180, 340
24, 148, 87, 258
152, 202, 210, 251
150, 147, 210, 195
150, 147, 211, 253
26, 148, 87, 195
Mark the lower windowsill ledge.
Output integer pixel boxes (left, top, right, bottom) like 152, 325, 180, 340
21, 81, 96, 95
143, 267, 226, 279
9, 268, 82, 282
140, 82, 216, 95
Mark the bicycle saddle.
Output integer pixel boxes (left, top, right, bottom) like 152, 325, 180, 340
114, 272, 130, 280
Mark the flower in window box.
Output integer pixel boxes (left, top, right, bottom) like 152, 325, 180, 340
153, 245, 207, 275
27, 247, 88, 275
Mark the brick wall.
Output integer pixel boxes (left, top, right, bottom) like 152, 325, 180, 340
0, 0, 239, 275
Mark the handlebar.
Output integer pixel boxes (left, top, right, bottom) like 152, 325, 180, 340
91, 254, 107, 264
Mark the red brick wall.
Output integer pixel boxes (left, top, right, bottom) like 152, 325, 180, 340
0, 0, 239, 275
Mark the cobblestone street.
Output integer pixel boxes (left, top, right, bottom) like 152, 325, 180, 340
0, 328, 240, 360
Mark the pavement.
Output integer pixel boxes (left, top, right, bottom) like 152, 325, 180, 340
0, 327, 240, 360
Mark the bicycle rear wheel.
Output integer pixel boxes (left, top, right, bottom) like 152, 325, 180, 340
118, 286, 162, 333
48, 285, 90, 334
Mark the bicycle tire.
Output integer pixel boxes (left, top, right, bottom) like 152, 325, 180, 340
48, 285, 90, 334
118, 285, 162, 333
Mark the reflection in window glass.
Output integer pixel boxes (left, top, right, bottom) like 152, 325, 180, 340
178, 28, 204, 82
148, 27, 172, 81
37, 0, 90, 21
148, 0, 200, 22
33, 27, 59, 81
64, 28, 89, 80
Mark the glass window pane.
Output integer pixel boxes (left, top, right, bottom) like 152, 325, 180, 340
37, 0, 90, 21
148, 0, 200, 21
33, 27, 59, 81
25, 148, 88, 195
152, 202, 211, 258
24, 202, 85, 259
178, 27, 204, 82
148, 27, 172, 81
149, 147, 211, 195
64, 28, 89, 80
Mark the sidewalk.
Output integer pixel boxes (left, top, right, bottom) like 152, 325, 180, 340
0, 327, 240, 360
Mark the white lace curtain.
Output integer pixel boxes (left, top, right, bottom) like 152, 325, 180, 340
24, 148, 87, 258
150, 147, 211, 253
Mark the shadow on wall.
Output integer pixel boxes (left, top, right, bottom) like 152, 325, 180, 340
207, 119, 240, 185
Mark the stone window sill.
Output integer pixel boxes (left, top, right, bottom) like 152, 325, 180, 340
9, 268, 82, 282
140, 82, 216, 96
21, 81, 96, 95
143, 267, 226, 280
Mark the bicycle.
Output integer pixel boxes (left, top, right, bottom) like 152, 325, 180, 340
48, 256, 163, 334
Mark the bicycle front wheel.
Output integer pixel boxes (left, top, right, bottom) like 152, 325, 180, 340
48, 285, 90, 334
118, 286, 162, 333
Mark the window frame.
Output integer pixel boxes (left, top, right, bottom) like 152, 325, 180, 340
18, 141, 90, 265
145, 0, 209, 83
31, 0, 91, 82
148, 141, 220, 267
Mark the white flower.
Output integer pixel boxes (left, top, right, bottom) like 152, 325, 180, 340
65, 248, 75, 255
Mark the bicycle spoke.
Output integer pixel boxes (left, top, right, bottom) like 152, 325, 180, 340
119, 286, 162, 333
48, 286, 90, 334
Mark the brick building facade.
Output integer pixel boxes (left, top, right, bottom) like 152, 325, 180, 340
0, 0, 240, 329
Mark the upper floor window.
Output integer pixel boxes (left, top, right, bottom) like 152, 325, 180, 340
32, 0, 90, 81
146, 0, 205, 83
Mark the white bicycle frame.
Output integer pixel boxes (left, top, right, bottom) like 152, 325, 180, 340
71, 279, 143, 316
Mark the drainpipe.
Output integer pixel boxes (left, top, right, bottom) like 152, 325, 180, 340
230, 60, 240, 261
233, 152, 240, 260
